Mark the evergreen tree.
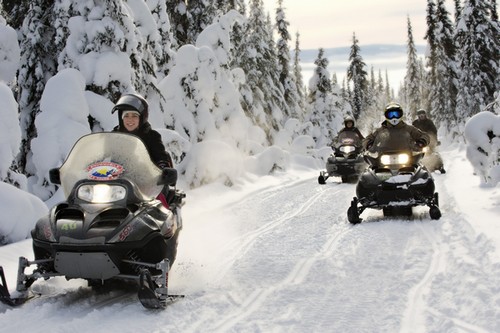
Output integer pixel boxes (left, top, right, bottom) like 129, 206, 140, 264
404, 16, 422, 119
346, 32, 368, 119
293, 32, 306, 116
166, 0, 189, 47
150, 0, 176, 79
16, 0, 58, 175
430, 0, 459, 130
237, 0, 283, 142
456, 0, 499, 120
187, 0, 216, 44
275, 0, 300, 120
307, 48, 342, 147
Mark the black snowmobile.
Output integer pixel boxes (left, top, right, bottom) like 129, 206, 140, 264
0, 132, 185, 309
347, 146, 441, 224
318, 131, 366, 184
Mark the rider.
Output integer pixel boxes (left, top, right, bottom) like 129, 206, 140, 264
332, 116, 364, 148
111, 93, 177, 206
363, 102, 430, 152
338, 116, 364, 140
412, 109, 446, 173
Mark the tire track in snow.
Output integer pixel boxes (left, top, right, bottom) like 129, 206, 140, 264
213, 184, 333, 282
208, 185, 353, 332
210, 180, 350, 332
400, 222, 445, 333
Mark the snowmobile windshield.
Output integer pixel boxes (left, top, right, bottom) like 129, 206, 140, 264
336, 131, 362, 147
57, 132, 163, 200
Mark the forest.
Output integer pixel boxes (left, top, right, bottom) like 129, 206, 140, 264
0, 0, 498, 198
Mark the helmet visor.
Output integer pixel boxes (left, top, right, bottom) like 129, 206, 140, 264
385, 109, 402, 120
113, 95, 146, 114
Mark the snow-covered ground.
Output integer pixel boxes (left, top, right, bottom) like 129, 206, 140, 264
0, 144, 499, 333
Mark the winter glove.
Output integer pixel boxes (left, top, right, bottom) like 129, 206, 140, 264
416, 139, 427, 148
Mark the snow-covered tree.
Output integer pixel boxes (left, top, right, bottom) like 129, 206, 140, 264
456, 0, 500, 120
293, 32, 306, 117
275, 0, 300, 121
465, 102, 500, 185
16, 0, 58, 175
166, 0, 189, 47
404, 16, 422, 119
187, 0, 216, 44
307, 48, 342, 147
346, 33, 368, 120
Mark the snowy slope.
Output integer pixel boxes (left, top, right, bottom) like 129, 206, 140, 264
0, 147, 499, 333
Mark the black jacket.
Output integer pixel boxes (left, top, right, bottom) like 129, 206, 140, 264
113, 122, 173, 169
412, 118, 438, 137
363, 120, 430, 152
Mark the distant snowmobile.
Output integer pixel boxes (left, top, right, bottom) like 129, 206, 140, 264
0, 132, 185, 309
318, 131, 366, 184
347, 147, 441, 224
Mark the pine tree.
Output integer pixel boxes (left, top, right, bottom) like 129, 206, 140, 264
16, 0, 58, 175
166, 0, 189, 47
429, 0, 459, 130
187, 0, 216, 44
293, 32, 305, 114
346, 32, 368, 119
404, 16, 422, 119
307, 48, 342, 147
275, 0, 300, 120
456, 0, 499, 120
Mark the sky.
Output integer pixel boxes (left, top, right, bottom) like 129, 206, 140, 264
262, 0, 452, 49
262, 0, 455, 88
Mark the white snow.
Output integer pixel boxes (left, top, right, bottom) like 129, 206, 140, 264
0, 142, 499, 332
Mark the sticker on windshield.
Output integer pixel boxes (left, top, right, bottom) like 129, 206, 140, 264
86, 162, 124, 180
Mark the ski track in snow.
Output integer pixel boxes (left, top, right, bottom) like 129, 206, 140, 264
1, 160, 500, 332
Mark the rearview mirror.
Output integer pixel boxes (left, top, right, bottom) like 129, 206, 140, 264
49, 168, 61, 185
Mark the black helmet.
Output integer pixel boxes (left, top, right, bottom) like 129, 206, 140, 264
417, 109, 426, 116
112, 93, 149, 122
384, 102, 403, 125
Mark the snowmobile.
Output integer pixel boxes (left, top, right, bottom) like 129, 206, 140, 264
0, 132, 185, 309
347, 146, 441, 224
421, 137, 445, 173
318, 131, 366, 184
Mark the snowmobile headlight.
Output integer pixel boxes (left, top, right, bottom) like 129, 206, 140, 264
340, 146, 356, 153
77, 184, 127, 203
380, 153, 410, 166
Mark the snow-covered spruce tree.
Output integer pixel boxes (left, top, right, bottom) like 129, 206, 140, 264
293, 32, 306, 115
431, 0, 460, 131
1, 0, 29, 29
423, 0, 438, 113
237, 0, 284, 143
159, 11, 262, 187
166, 0, 189, 48
187, 0, 216, 45
346, 33, 368, 120
0, 16, 22, 187
275, 0, 300, 121
307, 48, 342, 148
58, 0, 173, 128
149, 0, 176, 79
456, 0, 500, 121
16, 0, 58, 176
464, 99, 500, 186
404, 16, 423, 119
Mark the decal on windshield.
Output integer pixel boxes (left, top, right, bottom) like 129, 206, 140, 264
86, 162, 124, 180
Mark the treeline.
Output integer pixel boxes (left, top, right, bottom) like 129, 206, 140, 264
0, 0, 498, 188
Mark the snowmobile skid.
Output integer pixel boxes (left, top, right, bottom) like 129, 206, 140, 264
318, 131, 366, 184
0, 133, 185, 309
347, 149, 441, 224
0, 256, 182, 309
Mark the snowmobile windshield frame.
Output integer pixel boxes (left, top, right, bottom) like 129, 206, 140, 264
57, 132, 163, 200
